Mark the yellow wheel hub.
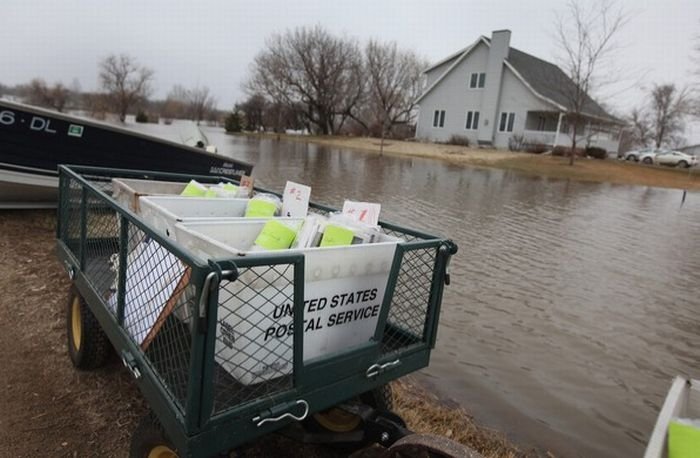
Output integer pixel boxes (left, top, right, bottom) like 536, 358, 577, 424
313, 407, 362, 432
71, 296, 82, 351
148, 445, 178, 458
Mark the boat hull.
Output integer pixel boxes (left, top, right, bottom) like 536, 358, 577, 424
644, 376, 700, 458
0, 165, 58, 207
0, 100, 253, 208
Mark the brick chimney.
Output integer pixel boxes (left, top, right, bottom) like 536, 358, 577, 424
477, 29, 511, 146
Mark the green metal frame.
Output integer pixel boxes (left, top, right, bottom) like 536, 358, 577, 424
55, 164, 457, 457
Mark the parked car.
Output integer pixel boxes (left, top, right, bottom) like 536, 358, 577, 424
653, 150, 698, 168
638, 149, 659, 164
623, 147, 657, 162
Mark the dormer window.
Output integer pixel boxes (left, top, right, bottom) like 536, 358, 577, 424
469, 72, 486, 89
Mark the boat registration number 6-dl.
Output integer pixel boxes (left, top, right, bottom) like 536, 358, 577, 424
0, 110, 83, 137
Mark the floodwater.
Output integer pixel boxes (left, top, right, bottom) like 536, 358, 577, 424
135, 122, 700, 457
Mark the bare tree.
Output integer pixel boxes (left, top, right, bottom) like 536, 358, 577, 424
188, 86, 216, 125
553, 0, 627, 164
22, 78, 70, 112
247, 25, 364, 135
625, 84, 690, 150
364, 40, 428, 154
161, 84, 189, 121
627, 107, 652, 148
99, 54, 154, 122
23, 78, 51, 108
649, 84, 690, 148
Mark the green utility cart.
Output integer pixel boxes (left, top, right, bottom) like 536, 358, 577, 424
56, 165, 458, 458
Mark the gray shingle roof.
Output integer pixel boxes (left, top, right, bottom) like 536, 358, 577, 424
420, 37, 622, 124
506, 46, 620, 123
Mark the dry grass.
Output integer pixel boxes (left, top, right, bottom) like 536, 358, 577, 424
492, 155, 700, 191
242, 132, 700, 191
392, 378, 529, 458
241, 132, 518, 165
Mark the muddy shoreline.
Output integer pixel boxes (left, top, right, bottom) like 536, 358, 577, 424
240, 132, 700, 191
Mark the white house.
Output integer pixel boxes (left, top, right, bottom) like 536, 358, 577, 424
415, 30, 623, 153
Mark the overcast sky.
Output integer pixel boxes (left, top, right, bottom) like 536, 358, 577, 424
2, 0, 698, 126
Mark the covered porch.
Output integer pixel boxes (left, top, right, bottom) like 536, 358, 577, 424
522, 111, 622, 153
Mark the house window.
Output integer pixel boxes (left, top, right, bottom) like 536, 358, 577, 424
537, 115, 546, 131
465, 110, 480, 130
499, 112, 516, 132
469, 72, 486, 89
433, 110, 445, 128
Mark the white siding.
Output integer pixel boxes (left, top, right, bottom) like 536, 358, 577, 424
416, 42, 621, 153
417, 44, 555, 146
416, 43, 490, 143
492, 68, 553, 148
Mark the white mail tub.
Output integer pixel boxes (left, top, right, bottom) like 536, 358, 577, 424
174, 219, 400, 385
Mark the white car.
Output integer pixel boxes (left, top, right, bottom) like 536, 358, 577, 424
623, 148, 657, 162
638, 149, 697, 167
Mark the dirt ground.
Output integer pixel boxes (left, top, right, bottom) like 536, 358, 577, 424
0, 210, 527, 458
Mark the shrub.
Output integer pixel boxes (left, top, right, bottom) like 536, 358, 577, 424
135, 110, 149, 123
525, 143, 549, 154
552, 145, 585, 157
447, 135, 470, 147
585, 146, 608, 160
508, 134, 526, 151
224, 112, 242, 133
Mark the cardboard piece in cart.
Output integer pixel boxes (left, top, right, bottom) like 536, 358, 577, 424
239, 175, 254, 197
342, 200, 381, 226
282, 181, 311, 217
107, 239, 190, 349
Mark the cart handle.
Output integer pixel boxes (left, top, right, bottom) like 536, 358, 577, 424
198, 268, 237, 331
252, 399, 309, 427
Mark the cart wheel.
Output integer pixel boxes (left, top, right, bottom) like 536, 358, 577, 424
311, 384, 394, 433
361, 383, 394, 412
130, 412, 179, 458
383, 433, 483, 458
66, 286, 111, 370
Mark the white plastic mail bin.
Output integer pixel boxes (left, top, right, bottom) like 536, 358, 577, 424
139, 196, 250, 240
112, 178, 190, 213
174, 220, 400, 385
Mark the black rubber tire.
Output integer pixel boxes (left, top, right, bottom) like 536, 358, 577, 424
129, 412, 179, 458
66, 286, 111, 370
360, 383, 394, 412
642, 157, 653, 164
679, 160, 689, 168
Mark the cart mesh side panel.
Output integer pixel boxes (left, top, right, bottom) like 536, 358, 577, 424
60, 176, 84, 257
82, 195, 120, 299
380, 245, 438, 355
212, 264, 295, 414
120, 224, 195, 410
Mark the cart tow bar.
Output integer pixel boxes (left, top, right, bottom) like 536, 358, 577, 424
253, 399, 309, 427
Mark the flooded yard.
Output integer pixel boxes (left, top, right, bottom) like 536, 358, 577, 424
127, 123, 700, 457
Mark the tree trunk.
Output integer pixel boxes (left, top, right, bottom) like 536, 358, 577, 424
379, 127, 385, 156
569, 126, 577, 166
